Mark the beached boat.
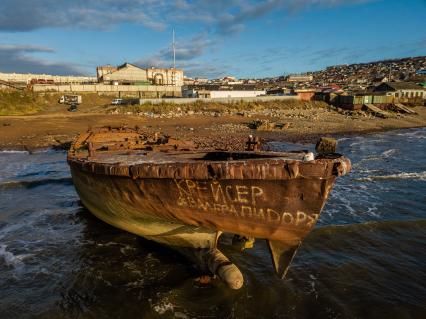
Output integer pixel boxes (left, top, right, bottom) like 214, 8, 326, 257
67, 126, 350, 289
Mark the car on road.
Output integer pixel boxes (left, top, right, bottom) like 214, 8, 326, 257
111, 98, 124, 105
68, 103, 78, 112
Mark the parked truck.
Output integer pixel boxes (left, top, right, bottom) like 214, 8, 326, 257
59, 95, 82, 104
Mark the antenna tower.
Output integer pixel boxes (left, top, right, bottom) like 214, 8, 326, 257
172, 28, 176, 69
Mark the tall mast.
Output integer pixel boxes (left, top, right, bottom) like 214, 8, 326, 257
172, 28, 176, 69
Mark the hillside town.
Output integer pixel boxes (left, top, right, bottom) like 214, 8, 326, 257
0, 56, 425, 112
184, 55, 426, 91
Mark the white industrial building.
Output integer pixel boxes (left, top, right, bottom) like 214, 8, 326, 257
96, 63, 183, 86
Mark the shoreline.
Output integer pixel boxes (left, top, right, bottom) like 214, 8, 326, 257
1, 105, 426, 151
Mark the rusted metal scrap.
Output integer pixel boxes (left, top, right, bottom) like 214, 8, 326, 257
67, 126, 351, 289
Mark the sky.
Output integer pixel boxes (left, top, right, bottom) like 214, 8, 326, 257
0, 0, 425, 79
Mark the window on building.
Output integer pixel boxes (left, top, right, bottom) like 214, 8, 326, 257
395, 93, 399, 97
410, 92, 414, 98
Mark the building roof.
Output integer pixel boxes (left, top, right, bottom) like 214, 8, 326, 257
117, 62, 143, 70
381, 82, 424, 90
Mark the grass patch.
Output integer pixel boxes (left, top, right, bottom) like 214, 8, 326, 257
0, 91, 45, 115
112, 99, 329, 114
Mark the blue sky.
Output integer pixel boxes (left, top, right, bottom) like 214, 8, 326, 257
0, 0, 425, 78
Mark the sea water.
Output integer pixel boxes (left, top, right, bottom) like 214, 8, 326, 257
0, 128, 425, 318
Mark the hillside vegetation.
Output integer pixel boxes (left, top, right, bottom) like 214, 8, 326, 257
110, 99, 329, 115
0, 91, 46, 115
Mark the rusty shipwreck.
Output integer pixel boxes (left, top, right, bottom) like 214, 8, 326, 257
67, 126, 350, 289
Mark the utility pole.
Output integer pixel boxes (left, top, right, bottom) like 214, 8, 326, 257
172, 28, 176, 86
172, 28, 176, 69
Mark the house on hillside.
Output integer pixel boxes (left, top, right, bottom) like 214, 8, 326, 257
373, 82, 425, 99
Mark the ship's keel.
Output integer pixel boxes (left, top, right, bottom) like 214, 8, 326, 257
267, 240, 301, 278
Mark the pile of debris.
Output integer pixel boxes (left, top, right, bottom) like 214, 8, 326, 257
247, 119, 291, 131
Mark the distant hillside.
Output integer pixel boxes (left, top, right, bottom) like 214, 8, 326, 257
309, 56, 426, 85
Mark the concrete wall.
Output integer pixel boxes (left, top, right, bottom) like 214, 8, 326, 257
209, 90, 266, 98
138, 95, 299, 105
32, 84, 182, 98
0, 72, 96, 84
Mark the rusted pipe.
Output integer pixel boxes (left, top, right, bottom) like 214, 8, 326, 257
205, 248, 243, 289
88, 142, 95, 157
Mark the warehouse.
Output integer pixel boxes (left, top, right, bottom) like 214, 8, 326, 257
96, 63, 183, 86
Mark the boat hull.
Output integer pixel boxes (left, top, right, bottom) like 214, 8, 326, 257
67, 127, 350, 287
71, 166, 336, 250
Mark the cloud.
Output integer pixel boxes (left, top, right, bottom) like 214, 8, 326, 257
302, 37, 426, 66
172, 0, 373, 35
0, 44, 87, 75
0, 0, 168, 32
0, 0, 373, 33
0, 1, 378, 77
135, 53, 230, 79
135, 33, 218, 73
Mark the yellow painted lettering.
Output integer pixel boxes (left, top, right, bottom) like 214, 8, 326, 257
197, 199, 210, 211
295, 211, 307, 226
225, 185, 237, 202
267, 208, 281, 223
211, 182, 227, 204
229, 204, 238, 217
251, 186, 264, 205
174, 179, 191, 196
213, 203, 222, 213
240, 205, 252, 218
252, 207, 266, 220
185, 180, 197, 194
306, 213, 319, 227
221, 204, 229, 214
282, 212, 294, 224
196, 181, 208, 197
236, 186, 249, 203
177, 197, 187, 206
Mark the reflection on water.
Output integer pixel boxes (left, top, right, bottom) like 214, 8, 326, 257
0, 128, 425, 318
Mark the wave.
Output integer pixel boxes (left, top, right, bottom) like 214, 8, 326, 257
313, 219, 426, 236
0, 244, 32, 268
381, 149, 396, 157
396, 131, 426, 139
0, 150, 29, 154
356, 171, 426, 182
0, 177, 73, 190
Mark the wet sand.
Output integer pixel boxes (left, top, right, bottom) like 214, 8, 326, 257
1, 105, 426, 150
